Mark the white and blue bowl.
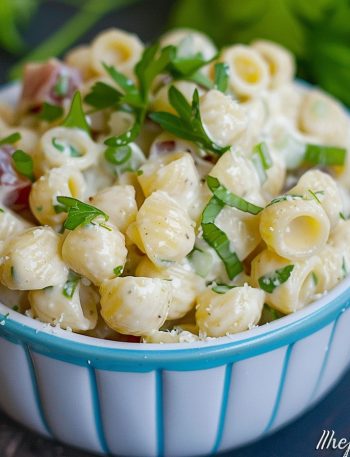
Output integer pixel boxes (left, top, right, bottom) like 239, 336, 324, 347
1, 84, 350, 456
0, 272, 350, 457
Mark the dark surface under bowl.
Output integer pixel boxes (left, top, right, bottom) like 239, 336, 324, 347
0, 1, 349, 456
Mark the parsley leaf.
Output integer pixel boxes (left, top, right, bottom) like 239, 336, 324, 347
53, 73, 70, 98
62, 91, 90, 134
103, 62, 142, 107
62, 270, 80, 299
56, 196, 108, 230
258, 265, 295, 293
207, 176, 263, 215
12, 149, 34, 182
84, 81, 123, 110
214, 63, 230, 93
0, 132, 21, 146
38, 102, 64, 122
150, 86, 230, 155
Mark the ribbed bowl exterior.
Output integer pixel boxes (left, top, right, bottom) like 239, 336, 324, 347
0, 300, 349, 457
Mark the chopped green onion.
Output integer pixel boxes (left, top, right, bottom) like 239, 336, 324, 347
258, 265, 294, 293
304, 143, 346, 166
207, 176, 263, 215
12, 149, 34, 182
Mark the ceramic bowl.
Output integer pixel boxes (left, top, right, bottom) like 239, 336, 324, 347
1, 84, 350, 457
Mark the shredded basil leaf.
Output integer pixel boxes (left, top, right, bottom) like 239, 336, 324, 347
62, 91, 90, 134
214, 63, 229, 93
63, 270, 80, 299
56, 196, 108, 230
259, 304, 285, 324
12, 149, 34, 182
304, 143, 346, 166
0, 132, 21, 146
258, 265, 294, 293
207, 176, 263, 215
312, 272, 318, 286
201, 196, 243, 279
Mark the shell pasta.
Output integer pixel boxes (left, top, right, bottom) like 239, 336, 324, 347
0, 27, 349, 343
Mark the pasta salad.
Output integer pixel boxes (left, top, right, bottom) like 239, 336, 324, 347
0, 27, 349, 344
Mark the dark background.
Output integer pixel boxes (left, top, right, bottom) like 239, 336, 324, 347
0, 0, 349, 456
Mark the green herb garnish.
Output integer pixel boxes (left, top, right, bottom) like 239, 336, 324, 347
304, 143, 346, 166
12, 149, 34, 182
56, 196, 108, 230
150, 86, 230, 155
251, 142, 273, 183
63, 270, 80, 299
84, 81, 123, 111
214, 63, 229, 93
266, 194, 303, 207
201, 197, 243, 279
53, 73, 69, 98
312, 272, 319, 286
0, 132, 21, 146
113, 265, 123, 276
207, 176, 263, 215
62, 91, 90, 134
37, 102, 64, 122
104, 145, 132, 165
212, 283, 236, 294
52, 137, 81, 157
258, 265, 295, 293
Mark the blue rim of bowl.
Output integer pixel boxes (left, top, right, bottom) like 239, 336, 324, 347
0, 274, 349, 371
0, 81, 350, 372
